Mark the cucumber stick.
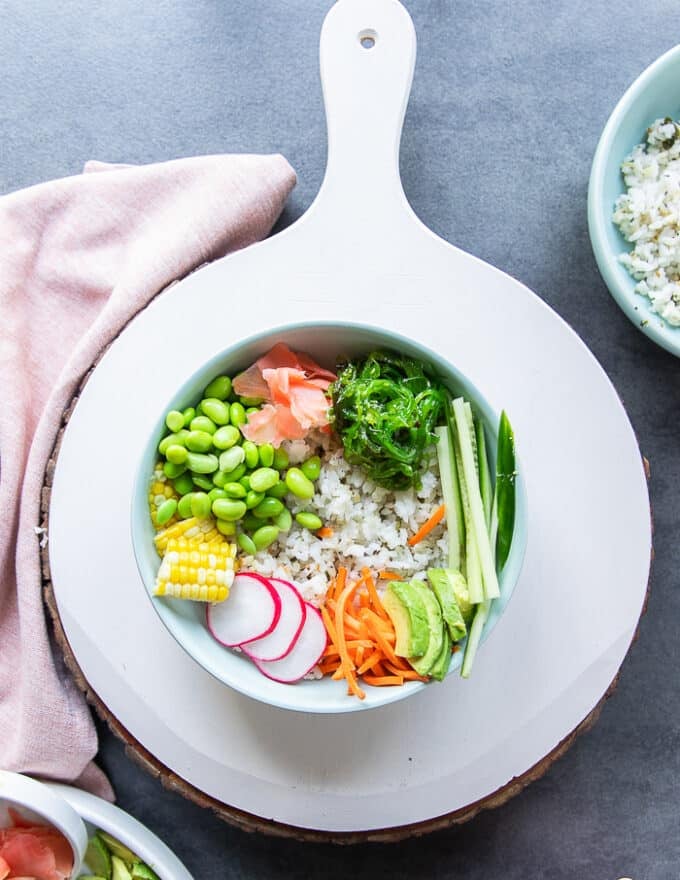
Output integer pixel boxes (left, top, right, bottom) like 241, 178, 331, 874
461, 600, 490, 678
435, 425, 463, 570
475, 418, 493, 528
452, 417, 484, 603
452, 397, 500, 601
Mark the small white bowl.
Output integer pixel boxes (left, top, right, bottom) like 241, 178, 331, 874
0, 771, 88, 878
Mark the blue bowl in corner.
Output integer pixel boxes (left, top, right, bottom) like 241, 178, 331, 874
131, 321, 528, 713
588, 43, 680, 356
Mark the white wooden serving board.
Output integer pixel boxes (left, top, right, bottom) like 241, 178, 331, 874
48, 0, 651, 832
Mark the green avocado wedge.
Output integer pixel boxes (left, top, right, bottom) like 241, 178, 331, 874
111, 856, 133, 880
85, 835, 112, 880
131, 863, 161, 880
383, 580, 429, 657
98, 832, 138, 866
427, 569, 468, 640
429, 626, 453, 681
407, 581, 444, 676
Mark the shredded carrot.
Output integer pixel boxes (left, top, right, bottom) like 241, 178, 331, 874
407, 503, 446, 546
319, 565, 429, 699
364, 674, 404, 687
316, 526, 334, 538
378, 570, 403, 581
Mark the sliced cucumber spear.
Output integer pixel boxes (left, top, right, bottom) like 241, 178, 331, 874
451, 397, 500, 601
435, 425, 464, 570
461, 600, 490, 678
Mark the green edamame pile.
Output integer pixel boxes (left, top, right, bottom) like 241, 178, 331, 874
154, 374, 324, 553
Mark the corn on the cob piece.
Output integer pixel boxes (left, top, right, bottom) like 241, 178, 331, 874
154, 517, 231, 553
149, 469, 179, 530
154, 537, 236, 602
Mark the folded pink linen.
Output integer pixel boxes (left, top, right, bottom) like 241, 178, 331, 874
0, 154, 296, 799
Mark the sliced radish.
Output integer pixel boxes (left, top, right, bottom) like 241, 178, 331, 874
242, 578, 306, 662
255, 602, 327, 683
206, 572, 281, 647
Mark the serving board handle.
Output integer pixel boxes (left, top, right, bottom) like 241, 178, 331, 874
311, 0, 417, 221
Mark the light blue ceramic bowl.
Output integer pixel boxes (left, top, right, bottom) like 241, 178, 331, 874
588, 44, 680, 356
132, 322, 527, 713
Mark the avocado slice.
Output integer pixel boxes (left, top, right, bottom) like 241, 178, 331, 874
111, 856, 133, 880
427, 569, 468, 641
131, 862, 161, 880
407, 581, 444, 676
85, 834, 112, 880
430, 627, 453, 681
383, 581, 429, 657
98, 832, 137, 867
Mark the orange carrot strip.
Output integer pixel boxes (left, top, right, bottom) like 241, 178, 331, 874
373, 660, 387, 676
355, 645, 365, 667
363, 674, 404, 686
361, 567, 389, 619
316, 526, 334, 538
334, 567, 347, 600
335, 574, 369, 675
364, 620, 399, 665
384, 661, 429, 681
359, 589, 370, 609
321, 605, 339, 652
346, 667, 366, 699
407, 503, 446, 546
357, 652, 385, 675
378, 570, 403, 581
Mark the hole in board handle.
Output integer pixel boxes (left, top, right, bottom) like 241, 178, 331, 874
359, 29, 377, 49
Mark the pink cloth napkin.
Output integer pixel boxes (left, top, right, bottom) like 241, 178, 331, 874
0, 154, 296, 799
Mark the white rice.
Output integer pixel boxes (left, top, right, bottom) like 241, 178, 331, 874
613, 117, 680, 326
243, 432, 448, 605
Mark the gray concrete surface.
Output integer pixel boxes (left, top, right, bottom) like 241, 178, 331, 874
3, 1, 678, 877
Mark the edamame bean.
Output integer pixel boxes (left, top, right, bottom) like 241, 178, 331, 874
191, 492, 212, 518
158, 431, 187, 455
258, 443, 274, 468
204, 375, 232, 401
165, 410, 184, 433
156, 498, 177, 525
300, 455, 321, 481
212, 499, 247, 521
245, 490, 265, 509
224, 482, 247, 499
212, 470, 228, 488
208, 488, 228, 502
229, 402, 247, 427
216, 520, 236, 536
285, 467, 315, 499
242, 513, 261, 531
163, 460, 186, 479
172, 473, 194, 496
245, 407, 259, 416
252, 525, 279, 551
273, 447, 289, 470
190, 415, 217, 434
219, 446, 245, 473
212, 425, 240, 450
253, 497, 285, 519
266, 482, 288, 499
177, 493, 195, 519
186, 452, 219, 474
182, 406, 196, 427
295, 511, 323, 531
165, 444, 188, 465
185, 430, 213, 453
242, 441, 259, 470
249, 467, 279, 493
192, 475, 214, 491
237, 533, 257, 555
239, 475, 251, 490
223, 463, 246, 483
239, 396, 264, 406
273, 508, 292, 531
201, 398, 230, 425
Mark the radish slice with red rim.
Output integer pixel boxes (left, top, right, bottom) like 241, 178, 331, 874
255, 602, 327, 683
242, 578, 306, 662
206, 572, 281, 647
